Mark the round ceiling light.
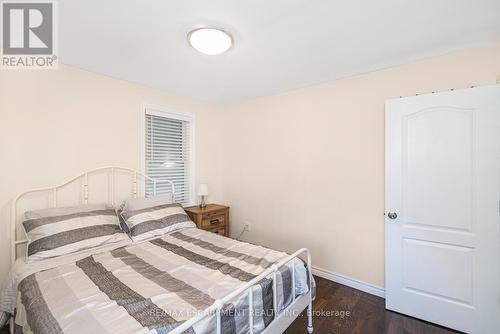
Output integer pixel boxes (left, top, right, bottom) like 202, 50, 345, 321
188, 28, 233, 55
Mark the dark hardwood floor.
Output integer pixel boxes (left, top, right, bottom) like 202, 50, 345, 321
285, 276, 460, 334
0, 276, 460, 334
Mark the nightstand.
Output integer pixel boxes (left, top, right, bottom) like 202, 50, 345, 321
184, 204, 229, 237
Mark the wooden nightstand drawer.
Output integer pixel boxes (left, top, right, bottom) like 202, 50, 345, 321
201, 213, 225, 229
212, 227, 226, 236
184, 204, 230, 237
203, 209, 226, 219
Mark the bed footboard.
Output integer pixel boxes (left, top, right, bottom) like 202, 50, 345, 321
169, 248, 314, 334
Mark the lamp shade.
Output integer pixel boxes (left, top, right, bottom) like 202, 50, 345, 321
197, 184, 209, 196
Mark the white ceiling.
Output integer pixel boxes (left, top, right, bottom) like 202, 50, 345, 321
60, 0, 500, 104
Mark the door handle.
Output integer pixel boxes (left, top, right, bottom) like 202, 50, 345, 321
387, 212, 398, 220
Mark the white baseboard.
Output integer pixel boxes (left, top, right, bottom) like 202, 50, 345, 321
312, 266, 385, 298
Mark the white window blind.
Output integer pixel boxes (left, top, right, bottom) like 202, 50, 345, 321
145, 110, 193, 205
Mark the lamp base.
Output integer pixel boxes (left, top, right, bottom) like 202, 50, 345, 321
199, 196, 206, 208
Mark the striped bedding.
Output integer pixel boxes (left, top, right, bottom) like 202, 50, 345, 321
11, 227, 311, 334
23, 208, 129, 262
120, 203, 193, 241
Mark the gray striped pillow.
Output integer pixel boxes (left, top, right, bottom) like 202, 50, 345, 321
121, 203, 195, 242
23, 208, 130, 262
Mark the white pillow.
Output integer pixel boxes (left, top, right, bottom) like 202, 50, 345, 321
120, 194, 174, 212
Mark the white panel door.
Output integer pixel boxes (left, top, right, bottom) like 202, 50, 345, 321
385, 85, 500, 333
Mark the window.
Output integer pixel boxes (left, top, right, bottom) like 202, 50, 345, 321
142, 107, 194, 206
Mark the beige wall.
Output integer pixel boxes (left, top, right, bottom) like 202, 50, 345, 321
1, 43, 499, 290
221, 43, 500, 288
0, 65, 225, 284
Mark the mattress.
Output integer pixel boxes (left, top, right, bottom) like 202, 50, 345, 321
4, 227, 310, 334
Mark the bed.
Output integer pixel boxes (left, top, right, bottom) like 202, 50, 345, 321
0, 167, 314, 334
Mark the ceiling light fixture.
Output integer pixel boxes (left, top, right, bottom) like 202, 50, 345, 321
188, 28, 233, 55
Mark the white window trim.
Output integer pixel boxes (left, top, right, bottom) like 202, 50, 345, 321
139, 104, 196, 206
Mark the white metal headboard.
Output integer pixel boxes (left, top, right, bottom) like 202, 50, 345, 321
11, 166, 175, 264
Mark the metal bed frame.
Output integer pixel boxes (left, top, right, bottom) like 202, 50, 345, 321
11, 166, 313, 334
